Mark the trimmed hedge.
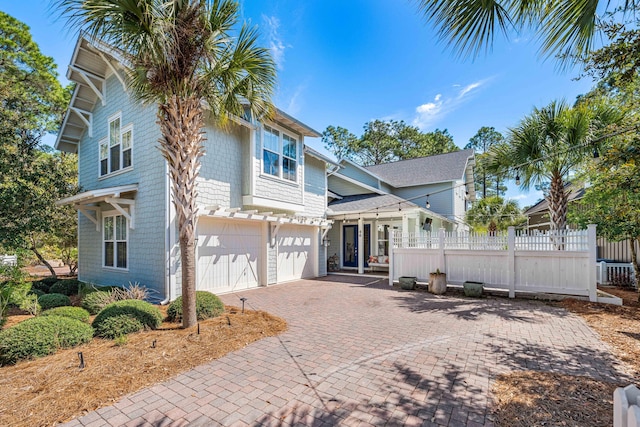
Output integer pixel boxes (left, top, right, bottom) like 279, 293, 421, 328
166, 291, 225, 322
93, 314, 144, 339
0, 315, 93, 365
31, 278, 58, 294
81, 291, 113, 315
49, 279, 83, 296
28, 288, 46, 298
41, 306, 90, 323
92, 300, 162, 338
38, 293, 71, 310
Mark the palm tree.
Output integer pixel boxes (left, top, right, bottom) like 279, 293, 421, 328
489, 100, 622, 233
56, 0, 276, 328
416, 1, 638, 61
465, 195, 525, 232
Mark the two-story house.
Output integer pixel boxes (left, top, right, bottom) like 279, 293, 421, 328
325, 149, 476, 273
55, 35, 336, 301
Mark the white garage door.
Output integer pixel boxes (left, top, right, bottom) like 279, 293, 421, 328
197, 219, 261, 294
277, 225, 316, 282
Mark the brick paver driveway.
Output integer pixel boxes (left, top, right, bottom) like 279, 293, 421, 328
65, 276, 628, 427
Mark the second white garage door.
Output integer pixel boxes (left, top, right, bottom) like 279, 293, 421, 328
196, 219, 262, 294
277, 225, 316, 282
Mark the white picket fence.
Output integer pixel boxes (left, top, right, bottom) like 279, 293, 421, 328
389, 226, 598, 301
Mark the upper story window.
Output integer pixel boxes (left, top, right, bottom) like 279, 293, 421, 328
262, 125, 298, 182
100, 113, 133, 177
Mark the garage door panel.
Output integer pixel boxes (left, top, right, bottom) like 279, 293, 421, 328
277, 225, 316, 282
197, 219, 261, 294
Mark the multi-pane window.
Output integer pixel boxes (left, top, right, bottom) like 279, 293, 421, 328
263, 126, 280, 176
100, 114, 132, 176
103, 214, 127, 269
262, 125, 297, 182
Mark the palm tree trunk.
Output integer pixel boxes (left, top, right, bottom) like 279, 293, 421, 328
157, 95, 205, 329
547, 170, 568, 249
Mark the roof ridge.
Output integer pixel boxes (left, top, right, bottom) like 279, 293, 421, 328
364, 148, 473, 168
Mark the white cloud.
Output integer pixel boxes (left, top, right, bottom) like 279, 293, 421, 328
262, 15, 287, 70
508, 194, 528, 201
285, 83, 306, 116
412, 78, 492, 130
413, 94, 444, 129
458, 81, 482, 98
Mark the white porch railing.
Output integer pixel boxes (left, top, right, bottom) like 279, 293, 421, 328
598, 262, 636, 287
0, 254, 17, 267
389, 225, 598, 301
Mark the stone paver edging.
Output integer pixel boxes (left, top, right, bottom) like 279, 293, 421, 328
63, 276, 628, 427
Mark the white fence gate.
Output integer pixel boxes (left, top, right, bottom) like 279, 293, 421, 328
390, 225, 598, 301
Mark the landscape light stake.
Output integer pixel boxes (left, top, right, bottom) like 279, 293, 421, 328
78, 352, 85, 369
151, 339, 156, 348
197, 323, 200, 335
240, 297, 247, 314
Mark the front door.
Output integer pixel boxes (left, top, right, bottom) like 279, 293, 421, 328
343, 224, 370, 268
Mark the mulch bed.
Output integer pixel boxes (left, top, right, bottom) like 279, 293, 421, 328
492, 287, 640, 426
0, 306, 287, 427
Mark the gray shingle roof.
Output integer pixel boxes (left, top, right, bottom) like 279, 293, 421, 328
523, 186, 585, 215
327, 194, 418, 214
364, 149, 474, 188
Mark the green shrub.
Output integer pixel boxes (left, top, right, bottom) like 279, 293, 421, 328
166, 291, 225, 322
31, 277, 59, 293
93, 314, 144, 339
28, 288, 46, 298
92, 300, 162, 338
0, 315, 93, 365
38, 293, 71, 310
81, 291, 114, 315
49, 279, 82, 296
41, 306, 90, 323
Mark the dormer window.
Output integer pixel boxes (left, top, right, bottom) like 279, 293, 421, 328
262, 125, 297, 182
100, 113, 133, 177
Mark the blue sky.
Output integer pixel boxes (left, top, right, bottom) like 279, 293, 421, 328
3, 1, 600, 207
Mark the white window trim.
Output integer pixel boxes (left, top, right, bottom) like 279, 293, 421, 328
98, 111, 134, 179
102, 210, 129, 271
260, 124, 299, 183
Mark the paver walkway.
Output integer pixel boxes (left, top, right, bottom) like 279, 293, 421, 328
64, 276, 629, 426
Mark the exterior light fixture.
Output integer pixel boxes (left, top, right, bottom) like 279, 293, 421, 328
426, 196, 431, 209
78, 352, 85, 369
240, 297, 247, 314
515, 174, 521, 185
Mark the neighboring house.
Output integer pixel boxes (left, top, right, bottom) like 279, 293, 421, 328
55, 35, 336, 301
325, 149, 476, 273
524, 187, 639, 262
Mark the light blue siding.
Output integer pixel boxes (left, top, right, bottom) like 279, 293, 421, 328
77, 75, 167, 300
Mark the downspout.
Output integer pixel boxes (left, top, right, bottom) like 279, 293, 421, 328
161, 161, 172, 305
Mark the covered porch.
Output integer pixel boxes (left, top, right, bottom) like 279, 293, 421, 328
326, 193, 453, 274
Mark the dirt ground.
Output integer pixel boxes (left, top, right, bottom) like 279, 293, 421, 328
0, 306, 287, 427
492, 286, 640, 427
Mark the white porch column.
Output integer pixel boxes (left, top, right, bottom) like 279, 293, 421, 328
507, 226, 516, 298
358, 217, 364, 274
588, 224, 598, 302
